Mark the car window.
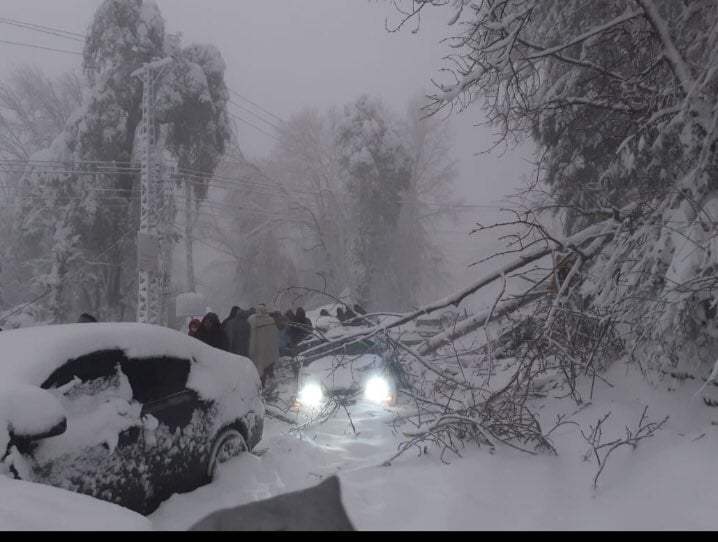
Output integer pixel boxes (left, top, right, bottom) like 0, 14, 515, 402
42, 349, 127, 391
120, 357, 191, 404
41, 350, 132, 418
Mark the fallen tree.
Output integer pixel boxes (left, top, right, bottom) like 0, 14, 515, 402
298, 216, 619, 360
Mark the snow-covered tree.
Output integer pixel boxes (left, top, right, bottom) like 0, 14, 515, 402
199, 149, 298, 309
261, 107, 351, 299
377, 99, 458, 309
395, 0, 718, 379
337, 95, 412, 310
0, 67, 84, 323
0, 67, 82, 162
9, 0, 231, 324
260, 98, 457, 310
158, 40, 233, 292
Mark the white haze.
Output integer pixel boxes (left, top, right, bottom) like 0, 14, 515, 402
0, 0, 533, 315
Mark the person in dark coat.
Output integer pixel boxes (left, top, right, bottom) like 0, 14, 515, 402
343, 306, 359, 325
336, 307, 345, 323
195, 312, 229, 352
270, 311, 292, 358
290, 307, 313, 345
222, 306, 240, 330
348, 306, 365, 326
226, 309, 251, 357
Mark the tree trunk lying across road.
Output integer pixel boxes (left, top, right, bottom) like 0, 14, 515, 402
298, 218, 615, 361
417, 291, 545, 355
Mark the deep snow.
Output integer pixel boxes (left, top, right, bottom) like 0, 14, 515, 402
149, 359, 718, 531
0, 477, 151, 531
1, 354, 716, 530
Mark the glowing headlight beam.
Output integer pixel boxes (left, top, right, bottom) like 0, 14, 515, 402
298, 382, 324, 408
364, 376, 392, 404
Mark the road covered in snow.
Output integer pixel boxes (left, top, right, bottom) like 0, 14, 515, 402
150, 360, 718, 531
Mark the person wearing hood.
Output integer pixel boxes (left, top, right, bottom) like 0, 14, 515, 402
291, 307, 313, 344
248, 304, 279, 386
269, 311, 292, 358
343, 306, 361, 326
222, 306, 240, 330
188, 318, 201, 337
226, 309, 251, 358
195, 312, 229, 352
77, 313, 98, 323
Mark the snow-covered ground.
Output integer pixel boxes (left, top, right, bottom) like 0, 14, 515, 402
1, 346, 715, 530
150, 360, 718, 531
0, 477, 151, 531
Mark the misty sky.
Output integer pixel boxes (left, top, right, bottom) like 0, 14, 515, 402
0, 0, 534, 281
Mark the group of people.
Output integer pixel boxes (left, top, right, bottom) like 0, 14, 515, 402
318, 304, 367, 327
188, 304, 314, 386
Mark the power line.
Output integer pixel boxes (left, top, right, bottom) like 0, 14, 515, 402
0, 15, 85, 39
0, 159, 137, 166
0, 167, 140, 175
228, 111, 280, 142
168, 222, 245, 258
0, 16, 85, 43
228, 99, 281, 132
175, 167, 499, 210
0, 37, 82, 56
0, 163, 501, 212
228, 88, 286, 124
174, 165, 318, 198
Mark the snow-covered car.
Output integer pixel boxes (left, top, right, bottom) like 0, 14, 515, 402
0, 323, 264, 515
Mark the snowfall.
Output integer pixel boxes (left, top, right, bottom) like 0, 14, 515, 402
2, 350, 716, 531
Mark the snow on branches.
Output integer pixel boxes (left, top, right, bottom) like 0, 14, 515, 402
395, 0, 718, 382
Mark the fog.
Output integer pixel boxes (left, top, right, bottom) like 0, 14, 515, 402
0, 0, 533, 321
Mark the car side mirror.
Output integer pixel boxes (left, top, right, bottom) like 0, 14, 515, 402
22, 417, 67, 441
1, 385, 68, 444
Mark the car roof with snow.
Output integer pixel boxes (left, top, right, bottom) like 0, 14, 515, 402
0, 323, 259, 398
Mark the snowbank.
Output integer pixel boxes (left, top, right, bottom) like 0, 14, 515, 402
152, 360, 718, 531
0, 477, 151, 531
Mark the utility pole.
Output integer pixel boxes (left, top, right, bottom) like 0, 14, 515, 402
133, 57, 172, 325
184, 176, 196, 292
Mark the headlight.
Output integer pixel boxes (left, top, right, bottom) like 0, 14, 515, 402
297, 382, 324, 408
364, 376, 392, 404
